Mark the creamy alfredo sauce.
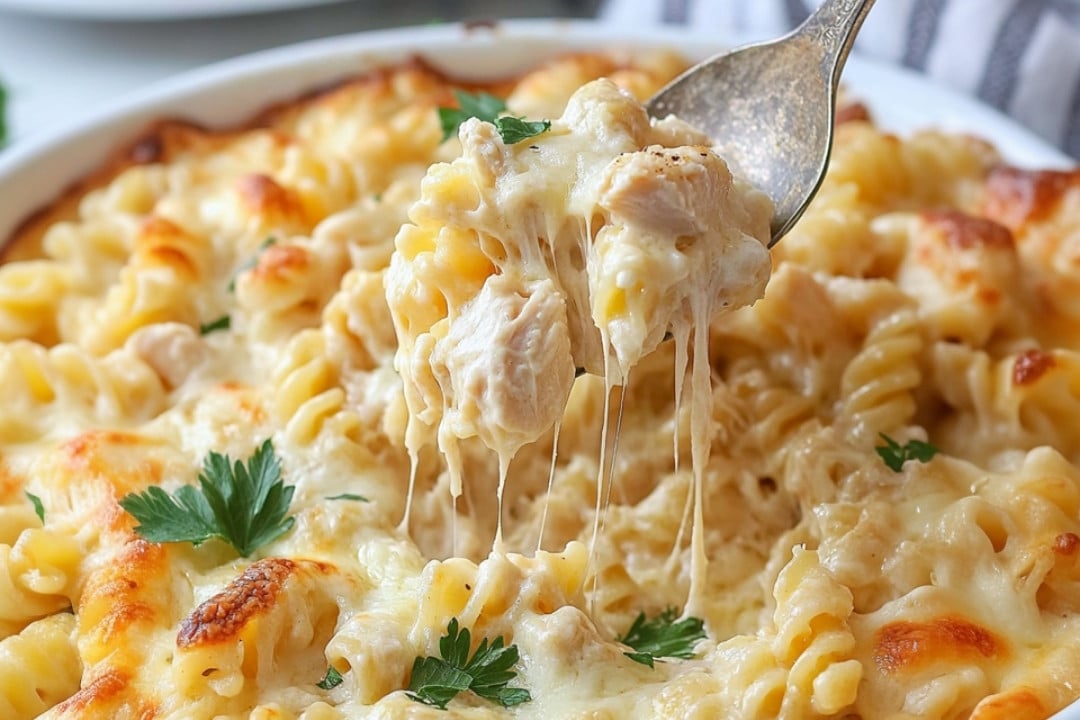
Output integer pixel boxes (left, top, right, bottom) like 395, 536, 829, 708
384, 79, 773, 610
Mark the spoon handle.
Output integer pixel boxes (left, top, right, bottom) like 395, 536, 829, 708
795, 0, 877, 86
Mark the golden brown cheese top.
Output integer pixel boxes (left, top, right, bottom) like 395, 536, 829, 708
873, 615, 1007, 674
178, 558, 299, 648
0, 48, 1078, 720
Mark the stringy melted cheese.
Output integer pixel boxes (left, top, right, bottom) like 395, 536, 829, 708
0, 50, 1079, 720
384, 79, 772, 550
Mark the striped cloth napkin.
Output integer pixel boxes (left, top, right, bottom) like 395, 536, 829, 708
599, 0, 1080, 159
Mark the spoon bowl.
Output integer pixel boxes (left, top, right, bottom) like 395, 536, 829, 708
646, 0, 876, 246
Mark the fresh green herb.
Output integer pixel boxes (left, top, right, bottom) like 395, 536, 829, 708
317, 666, 344, 690
494, 116, 553, 145
407, 617, 531, 709
118, 439, 295, 557
25, 491, 44, 523
199, 315, 231, 335
227, 236, 276, 292
0, 80, 8, 147
438, 90, 550, 145
408, 656, 472, 709
438, 90, 503, 140
875, 433, 939, 472
493, 115, 549, 144
616, 608, 707, 668
326, 493, 369, 502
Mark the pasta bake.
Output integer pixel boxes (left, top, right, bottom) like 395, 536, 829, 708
1, 44, 1079, 720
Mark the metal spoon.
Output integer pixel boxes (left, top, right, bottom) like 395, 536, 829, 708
646, 0, 877, 246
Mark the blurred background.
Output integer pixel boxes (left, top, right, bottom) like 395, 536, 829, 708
0, 0, 602, 143
2, 0, 1077, 156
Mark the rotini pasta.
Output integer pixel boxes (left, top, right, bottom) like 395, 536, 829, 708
0, 613, 82, 720
0, 45, 1078, 720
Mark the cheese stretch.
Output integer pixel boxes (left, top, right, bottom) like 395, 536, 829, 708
384, 79, 772, 589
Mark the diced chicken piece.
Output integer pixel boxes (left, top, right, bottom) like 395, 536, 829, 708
126, 322, 208, 388
592, 145, 772, 373
433, 275, 574, 468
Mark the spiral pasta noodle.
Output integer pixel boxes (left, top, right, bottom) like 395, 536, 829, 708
0, 340, 167, 441
0, 261, 72, 343
0, 613, 82, 720
834, 284, 922, 443
0, 519, 78, 636
173, 559, 354, 701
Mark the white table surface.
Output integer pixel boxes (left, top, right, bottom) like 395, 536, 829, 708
0, 0, 597, 145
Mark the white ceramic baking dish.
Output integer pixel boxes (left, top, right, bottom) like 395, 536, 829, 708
0, 19, 1074, 719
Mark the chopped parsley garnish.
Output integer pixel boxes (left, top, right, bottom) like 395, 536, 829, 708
407, 618, 531, 709
494, 116, 553, 145
198, 315, 230, 335
317, 666, 344, 690
118, 439, 295, 557
25, 491, 44, 523
616, 608, 707, 668
326, 493, 369, 502
438, 90, 550, 145
875, 433, 939, 472
227, 236, 276, 292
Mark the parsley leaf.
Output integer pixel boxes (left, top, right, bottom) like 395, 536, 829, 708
326, 493, 369, 502
199, 315, 230, 335
228, 236, 276, 292
408, 657, 472, 709
875, 433, 939, 472
616, 608, 707, 668
494, 116, 552, 145
118, 439, 295, 557
438, 90, 550, 145
407, 618, 531, 709
440, 90, 505, 135
25, 491, 44, 523
317, 666, 344, 690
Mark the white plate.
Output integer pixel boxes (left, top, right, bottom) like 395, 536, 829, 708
0, 0, 349, 20
0, 18, 1076, 719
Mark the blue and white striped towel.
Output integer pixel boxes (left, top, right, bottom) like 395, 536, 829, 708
598, 0, 1080, 158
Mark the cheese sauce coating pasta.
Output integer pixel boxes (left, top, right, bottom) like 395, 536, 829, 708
1, 50, 1079, 720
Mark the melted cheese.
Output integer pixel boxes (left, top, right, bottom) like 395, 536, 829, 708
385, 79, 771, 561
0, 50, 1079, 720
